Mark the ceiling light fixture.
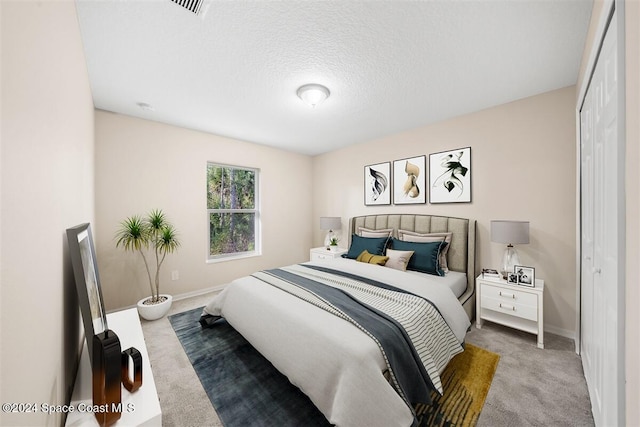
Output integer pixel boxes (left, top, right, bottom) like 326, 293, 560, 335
296, 84, 330, 108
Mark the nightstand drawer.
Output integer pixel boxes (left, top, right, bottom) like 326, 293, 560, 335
481, 283, 537, 306
481, 295, 538, 321
310, 247, 347, 261
311, 252, 335, 261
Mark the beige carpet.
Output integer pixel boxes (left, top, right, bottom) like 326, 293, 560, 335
142, 291, 594, 427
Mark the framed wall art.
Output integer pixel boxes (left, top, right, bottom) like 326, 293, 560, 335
393, 155, 426, 204
429, 147, 471, 203
364, 162, 391, 205
66, 222, 108, 363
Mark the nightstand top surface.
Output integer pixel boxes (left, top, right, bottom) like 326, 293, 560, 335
476, 273, 544, 290
311, 246, 347, 253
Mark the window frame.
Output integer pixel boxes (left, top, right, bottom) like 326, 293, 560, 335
206, 162, 261, 263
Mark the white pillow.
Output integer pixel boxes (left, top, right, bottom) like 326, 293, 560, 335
358, 227, 393, 239
385, 249, 414, 271
397, 230, 452, 272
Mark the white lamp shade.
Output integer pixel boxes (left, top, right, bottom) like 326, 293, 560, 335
491, 220, 530, 244
320, 217, 341, 230
297, 84, 330, 108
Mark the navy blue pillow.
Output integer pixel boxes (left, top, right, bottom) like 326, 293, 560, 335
390, 238, 447, 276
344, 234, 389, 259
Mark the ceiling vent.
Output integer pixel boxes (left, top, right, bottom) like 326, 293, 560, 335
170, 0, 207, 16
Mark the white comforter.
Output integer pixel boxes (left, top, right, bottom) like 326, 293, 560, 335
203, 258, 471, 427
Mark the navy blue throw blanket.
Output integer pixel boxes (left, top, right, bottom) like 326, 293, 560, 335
260, 266, 436, 412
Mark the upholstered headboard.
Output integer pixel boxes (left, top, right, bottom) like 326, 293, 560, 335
349, 214, 477, 320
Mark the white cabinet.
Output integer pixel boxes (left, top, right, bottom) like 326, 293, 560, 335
66, 308, 161, 427
476, 275, 545, 349
310, 246, 347, 261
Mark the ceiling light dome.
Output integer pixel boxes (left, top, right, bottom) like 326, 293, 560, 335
297, 84, 330, 108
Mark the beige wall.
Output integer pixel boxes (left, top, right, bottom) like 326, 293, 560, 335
313, 86, 577, 336
94, 112, 313, 310
0, 1, 95, 426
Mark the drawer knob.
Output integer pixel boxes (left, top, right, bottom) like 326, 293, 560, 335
499, 291, 515, 299
499, 303, 515, 311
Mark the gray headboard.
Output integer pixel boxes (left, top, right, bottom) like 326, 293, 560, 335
349, 214, 477, 320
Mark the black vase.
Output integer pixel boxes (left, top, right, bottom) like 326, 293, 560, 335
92, 330, 122, 426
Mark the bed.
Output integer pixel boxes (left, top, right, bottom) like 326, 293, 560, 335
348, 214, 477, 320
201, 214, 477, 427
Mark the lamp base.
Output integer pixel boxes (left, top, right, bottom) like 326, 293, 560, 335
500, 245, 520, 280
324, 230, 337, 247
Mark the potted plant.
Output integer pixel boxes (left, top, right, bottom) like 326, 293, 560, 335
115, 209, 180, 320
329, 236, 340, 252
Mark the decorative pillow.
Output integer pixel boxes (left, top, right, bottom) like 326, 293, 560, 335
356, 250, 389, 266
398, 230, 453, 272
390, 238, 447, 276
358, 227, 394, 239
384, 249, 414, 271
344, 234, 389, 259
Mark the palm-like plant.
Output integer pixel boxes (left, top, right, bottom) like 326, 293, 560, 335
115, 209, 180, 304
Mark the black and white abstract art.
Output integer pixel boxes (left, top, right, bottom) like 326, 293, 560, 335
429, 147, 471, 203
364, 162, 391, 205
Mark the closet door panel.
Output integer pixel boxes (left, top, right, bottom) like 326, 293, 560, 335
580, 10, 621, 427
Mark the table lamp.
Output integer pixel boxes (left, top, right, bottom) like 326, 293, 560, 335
320, 217, 341, 247
491, 220, 530, 279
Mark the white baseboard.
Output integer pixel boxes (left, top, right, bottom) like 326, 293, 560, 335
110, 284, 228, 313
172, 284, 227, 301
545, 324, 576, 341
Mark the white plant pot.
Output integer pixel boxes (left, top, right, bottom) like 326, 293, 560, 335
329, 245, 339, 252
137, 294, 173, 321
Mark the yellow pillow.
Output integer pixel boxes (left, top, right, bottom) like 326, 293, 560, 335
356, 250, 389, 266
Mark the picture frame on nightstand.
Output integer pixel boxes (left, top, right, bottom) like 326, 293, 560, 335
514, 265, 535, 287
481, 268, 501, 279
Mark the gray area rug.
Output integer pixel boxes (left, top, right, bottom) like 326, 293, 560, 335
169, 307, 330, 427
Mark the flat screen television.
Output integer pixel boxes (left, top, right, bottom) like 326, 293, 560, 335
66, 223, 108, 363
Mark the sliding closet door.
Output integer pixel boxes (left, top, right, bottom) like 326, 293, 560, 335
580, 10, 623, 427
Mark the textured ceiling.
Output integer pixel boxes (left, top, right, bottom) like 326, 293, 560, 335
76, 0, 592, 156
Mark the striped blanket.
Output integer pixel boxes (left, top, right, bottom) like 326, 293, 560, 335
251, 264, 464, 408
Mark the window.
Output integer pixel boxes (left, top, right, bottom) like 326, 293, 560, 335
207, 163, 260, 261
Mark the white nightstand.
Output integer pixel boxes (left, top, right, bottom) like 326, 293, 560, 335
476, 274, 545, 349
310, 246, 347, 261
